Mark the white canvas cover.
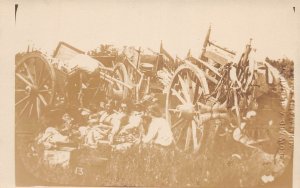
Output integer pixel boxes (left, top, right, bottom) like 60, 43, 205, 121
67, 54, 100, 73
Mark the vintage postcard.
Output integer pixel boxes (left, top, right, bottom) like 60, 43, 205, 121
0, 0, 299, 187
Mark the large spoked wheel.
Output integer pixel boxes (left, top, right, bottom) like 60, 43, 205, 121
84, 62, 107, 105
166, 63, 210, 153
15, 52, 56, 122
73, 62, 107, 107
108, 63, 130, 100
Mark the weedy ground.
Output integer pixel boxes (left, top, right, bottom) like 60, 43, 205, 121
16, 133, 292, 187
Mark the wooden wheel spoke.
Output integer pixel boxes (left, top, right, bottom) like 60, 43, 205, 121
178, 75, 191, 103
38, 94, 48, 106
39, 89, 51, 93
172, 118, 185, 129
171, 88, 187, 104
29, 102, 34, 118
194, 90, 204, 104
16, 89, 26, 92
192, 120, 201, 151
193, 83, 199, 103
16, 73, 34, 88
175, 124, 187, 143
18, 100, 30, 118
23, 62, 35, 84
186, 72, 195, 102
16, 95, 30, 106
39, 73, 50, 88
193, 81, 204, 104
27, 57, 38, 84
185, 126, 192, 151
36, 98, 41, 119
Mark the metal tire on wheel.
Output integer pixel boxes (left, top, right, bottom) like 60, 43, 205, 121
166, 63, 210, 153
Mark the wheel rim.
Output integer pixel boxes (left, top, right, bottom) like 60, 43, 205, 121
86, 62, 106, 105
166, 63, 209, 153
15, 52, 55, 121
83, 61, 107, 106
110, 63, 129, 100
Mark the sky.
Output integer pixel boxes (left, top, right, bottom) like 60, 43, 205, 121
13, 0, 300, 61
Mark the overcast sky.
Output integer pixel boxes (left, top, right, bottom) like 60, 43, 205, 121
13, 0, 299, 61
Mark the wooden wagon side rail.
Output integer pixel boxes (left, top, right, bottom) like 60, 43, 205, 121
98, 66, 114, 72
124, 56, 143, 77
99, 71, 134, 89
208, 41, 236, 56
188, 56, 220, 84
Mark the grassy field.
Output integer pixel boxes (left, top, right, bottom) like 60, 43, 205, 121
16, 131, 293, 187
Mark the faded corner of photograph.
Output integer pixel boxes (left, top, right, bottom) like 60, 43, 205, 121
14, 0, 296, 187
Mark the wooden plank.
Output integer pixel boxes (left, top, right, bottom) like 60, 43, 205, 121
53, 42, 84, 61
204, 51, 229, 66
204, 73, 219, 85
125, 56, 143, 76
98, 66, 114, 72
99, 72, 134, 89
190, 56, 221, 77
209, 41, 236, 55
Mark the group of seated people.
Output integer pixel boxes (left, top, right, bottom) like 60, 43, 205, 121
36, 96, 174, 151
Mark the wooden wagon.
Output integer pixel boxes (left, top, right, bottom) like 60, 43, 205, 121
15, 41, 174, 124
165, 26, 293, 153
15, 28, 293, 156
15, 28, 294, 187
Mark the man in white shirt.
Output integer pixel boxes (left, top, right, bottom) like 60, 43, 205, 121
140, 104, 176, 184
142, 105, 173, 147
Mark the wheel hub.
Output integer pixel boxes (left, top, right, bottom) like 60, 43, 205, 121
26, 85, 39, 96
176, 103, 195, 119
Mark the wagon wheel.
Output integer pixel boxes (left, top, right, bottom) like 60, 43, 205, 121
75, 62, 107, 107
15, 52, 56, 122
108, 63, 130, 100
166, 63, 210, 153
87, 61, 107, 104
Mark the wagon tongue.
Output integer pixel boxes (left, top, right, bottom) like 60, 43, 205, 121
176, 103, 194, 120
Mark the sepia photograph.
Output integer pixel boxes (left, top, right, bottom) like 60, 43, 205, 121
1, 0, 299, 187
